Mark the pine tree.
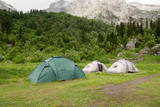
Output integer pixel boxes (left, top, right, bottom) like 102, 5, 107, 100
146, 18, 148, 28
140, 18, 144, 35
119, 22, 125, 39
156, 18, 160, 43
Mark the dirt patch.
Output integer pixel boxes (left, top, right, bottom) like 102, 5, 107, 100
101, 73, 160, 95
87, 74, 160, 107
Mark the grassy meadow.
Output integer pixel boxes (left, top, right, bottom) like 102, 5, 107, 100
0, 55, 160, 107
1, 9, 160, 107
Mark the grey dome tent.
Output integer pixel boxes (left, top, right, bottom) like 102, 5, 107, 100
83, 61, 108, 73
28, 56, 85, 83
106, 59, 140, 73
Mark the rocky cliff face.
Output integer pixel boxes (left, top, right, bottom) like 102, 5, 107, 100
46, 0, 160, 23
128, 2, 160, 11
0, 0, 16, 11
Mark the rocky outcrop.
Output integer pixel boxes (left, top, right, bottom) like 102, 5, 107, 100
139, 44, 160, 55
140, 47, 150, 54
46, 0, 160, 23
150, 44, 160, 55
126, 38, 137, 50
0, 0, 16, 11
128, 2, 160, 11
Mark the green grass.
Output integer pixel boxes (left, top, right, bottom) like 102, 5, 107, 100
0, 63, 38, 84
139, 54, 160, 63
0, 61, 160, 106
134, 76, 160, 107
110, 75, 160, 107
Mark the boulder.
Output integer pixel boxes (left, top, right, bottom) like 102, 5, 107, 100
126, 38, 137, 50
26, 56, 30, 61
151, 44, 160, 55
117, 52, 124, 57
140, 47, 150, 54
6, 43, 12, 48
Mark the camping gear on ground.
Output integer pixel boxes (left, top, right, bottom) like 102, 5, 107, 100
106, 59, 140, 73
28, 56, 85, 83
83, 61, 108, 73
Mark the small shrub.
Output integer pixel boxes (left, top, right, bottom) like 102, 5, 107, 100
146, 40, 156, 48
12, 54, 25, 64
135, 47, 143, 53
64, 50, 81, 62
6, 47, 19, 60
0, 53, 4, 61
120, 51, 137, 60
30, 50, 43, 63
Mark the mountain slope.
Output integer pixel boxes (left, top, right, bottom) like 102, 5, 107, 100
0, 0, 16, 11
46, 0, 160, 23
128, 2, 160, 11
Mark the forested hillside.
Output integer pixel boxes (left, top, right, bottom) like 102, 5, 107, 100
0, 10, 160, 63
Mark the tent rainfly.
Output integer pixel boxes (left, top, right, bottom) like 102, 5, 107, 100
83, 61, 108, 73
106, 59, 140, 73
28, 56, 85, 83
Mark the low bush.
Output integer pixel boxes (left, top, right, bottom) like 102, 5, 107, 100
146, 40, 156, 48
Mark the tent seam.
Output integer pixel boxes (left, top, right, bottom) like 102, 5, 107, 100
48, 63, 59, 80
125, 60, 129, 73
73, 64, 76, 79
35, 62, 46, 83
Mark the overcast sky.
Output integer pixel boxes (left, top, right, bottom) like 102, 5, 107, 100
2, 0, 160, 12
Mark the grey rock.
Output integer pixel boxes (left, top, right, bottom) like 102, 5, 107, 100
151, 44, 160, 55
26, 57, 30, 61
5, 60, 12, 63
6, 43, 12, 48
140, 47, 150, 54
117, 52, 124, 57
134, 53, 140, 56
126, 38, 137, 50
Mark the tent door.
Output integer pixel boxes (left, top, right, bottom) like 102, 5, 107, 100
98, 64, 103, 72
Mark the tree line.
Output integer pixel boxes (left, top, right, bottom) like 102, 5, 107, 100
0, 10, 159, 63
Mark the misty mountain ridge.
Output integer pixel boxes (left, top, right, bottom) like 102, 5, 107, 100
0, 0, 16, 11
1, 0, 160, 24
46, 0, 160, 23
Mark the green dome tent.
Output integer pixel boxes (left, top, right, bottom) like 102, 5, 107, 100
28, 56, 85, 83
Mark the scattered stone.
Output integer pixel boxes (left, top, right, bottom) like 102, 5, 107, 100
135, 57, 143, 62
120, 44, 124, 49
126, 38, 137, 50
140, 47, 150, 54
135, 53, 139, 56
5, 60, 12, 63
72, 51, 76, 53
117, 52, 124, 57
26, 57, 30, 61
117, 44, 124, 49
6, 43, 12, 48
151, 44, 160, 55
154, 62, 159, 64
